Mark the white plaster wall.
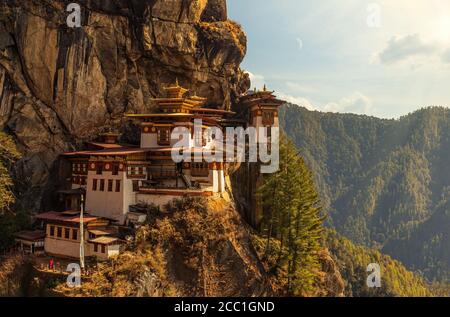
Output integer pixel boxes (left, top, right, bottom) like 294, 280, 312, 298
211, 169, 219, 192
107, 244, 121, 258
45, 237, 92, 258
122, 177, 135, 224
85, 170, 131, 224
218, 170, 225, 192
141, 133, 159, 148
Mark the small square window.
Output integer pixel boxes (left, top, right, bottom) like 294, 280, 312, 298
64, 228, 70, 239
157, 127, 171, 145
96, 163, 103, 175
112, 164, 119, 175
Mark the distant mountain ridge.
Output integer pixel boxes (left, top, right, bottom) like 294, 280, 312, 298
280, 104, 450, 282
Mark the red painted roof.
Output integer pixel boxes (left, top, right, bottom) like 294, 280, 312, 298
87, 142, 123, 149
62, 147, 151, 157
35, 211, 102, 224
14, 230, 46, 241
191, 108, 236, 115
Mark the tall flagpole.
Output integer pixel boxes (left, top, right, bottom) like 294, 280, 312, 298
80, 194, 85, 270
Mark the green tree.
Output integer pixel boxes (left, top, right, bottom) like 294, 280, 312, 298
258, 134, 325, 295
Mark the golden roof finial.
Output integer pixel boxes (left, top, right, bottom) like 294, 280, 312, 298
175, 77, 179, 87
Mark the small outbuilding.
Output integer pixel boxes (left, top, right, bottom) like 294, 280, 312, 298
14, 230, 46, 255
88, 236, 124, 260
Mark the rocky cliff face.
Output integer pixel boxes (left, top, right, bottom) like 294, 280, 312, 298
0, 0, 249, 209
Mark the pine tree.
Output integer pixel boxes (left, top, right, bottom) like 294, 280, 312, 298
258, 134, 325, 295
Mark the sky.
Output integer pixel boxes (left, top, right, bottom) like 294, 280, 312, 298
227, 0, 450, 119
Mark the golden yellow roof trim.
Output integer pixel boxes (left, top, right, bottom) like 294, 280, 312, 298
125, 113, 194, 118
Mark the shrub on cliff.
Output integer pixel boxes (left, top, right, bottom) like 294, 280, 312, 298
0, 132, 20, 213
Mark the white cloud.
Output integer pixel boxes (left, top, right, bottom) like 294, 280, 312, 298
285, 81, 317, 94
245, 71, 265, 90
323, 92, 373, 115
276, 92, 315, 111
375, 34, 439, 66
442, 48, 450, 64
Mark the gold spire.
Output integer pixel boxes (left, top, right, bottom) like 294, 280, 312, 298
263, 84, 267, 92
163, 79, 188, 98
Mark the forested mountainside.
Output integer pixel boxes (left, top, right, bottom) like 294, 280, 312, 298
280, 105, 450, 283
324, 229, 433, 297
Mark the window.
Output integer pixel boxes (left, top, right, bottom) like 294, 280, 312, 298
64, 228, 70, 239
100, 179, 105, 191
132, 180, 139, 192
115, 180, 121, 192
112, 164, 119, 175
138, 166, 144, 175
108, 180, 113, 192
72, 229, 78, 241
157, 127, 171, 145
92, 179, 98, 191
49, 225, 55, 237
262, 111, 275, 126
57, 227, 62, 238
101, 245, 106, 253
94, 243, 98, 252
191, 162, 209, 177
96, 163, 103, 175
81, 177, 86, 185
